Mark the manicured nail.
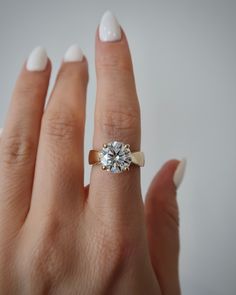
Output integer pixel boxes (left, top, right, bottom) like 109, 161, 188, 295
64, 45, 84, 62
173, 158, 187, 189
0, 128, 3, 137
99, 10, 121, 42
26, 47, 48, 71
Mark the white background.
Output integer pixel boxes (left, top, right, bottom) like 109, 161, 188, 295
0, 0, 236, 294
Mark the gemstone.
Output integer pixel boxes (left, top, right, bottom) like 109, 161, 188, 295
100, 141, 132, 173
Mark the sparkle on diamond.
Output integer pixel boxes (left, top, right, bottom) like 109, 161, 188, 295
100, 141, 132, 173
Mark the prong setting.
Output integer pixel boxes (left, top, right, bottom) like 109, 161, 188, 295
100, 141, 132, 173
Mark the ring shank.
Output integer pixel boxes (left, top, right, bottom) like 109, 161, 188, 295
88, 150, 145, 167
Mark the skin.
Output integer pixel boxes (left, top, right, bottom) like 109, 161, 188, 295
0, 29, 181, 294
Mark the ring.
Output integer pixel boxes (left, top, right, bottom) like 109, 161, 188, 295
88, 141, 145, 173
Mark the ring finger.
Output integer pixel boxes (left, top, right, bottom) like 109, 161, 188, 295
89, 11, 144, 235
27, 45, 88, 222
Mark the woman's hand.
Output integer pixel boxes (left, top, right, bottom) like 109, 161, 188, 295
0, 11, 186, 295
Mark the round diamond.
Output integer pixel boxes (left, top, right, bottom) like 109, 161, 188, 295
100, 141, 132, 173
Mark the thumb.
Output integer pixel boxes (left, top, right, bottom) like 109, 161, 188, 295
145, 159, 186, 295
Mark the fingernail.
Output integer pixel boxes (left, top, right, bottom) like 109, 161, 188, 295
26, 47, 48, 71
173, 158, 187, 189
64, 44, 84, 62
99, 10, 121, 42
0, 128, 3, 137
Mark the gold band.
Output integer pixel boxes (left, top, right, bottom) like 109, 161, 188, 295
88, 150, 145, 167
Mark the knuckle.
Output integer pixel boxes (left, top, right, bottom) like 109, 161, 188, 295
17, 76, 47, 99
97, 54, 132, 74
0, 134, 35, 166
94, 228, 137, 280
99, 104, 140, 139
87, 209, 136, 275
42, 111, 80, 142
26, 218, 76, 285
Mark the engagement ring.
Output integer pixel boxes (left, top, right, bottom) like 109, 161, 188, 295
88, 141, 145, 173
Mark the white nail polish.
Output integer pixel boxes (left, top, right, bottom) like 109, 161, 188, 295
26, 47, 48, 71
99, 10, 121, 42
0, 128, 3, 137
64, 45, 84, 62
173, 158, 187, 189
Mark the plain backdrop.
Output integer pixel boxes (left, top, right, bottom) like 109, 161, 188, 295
0, 0, 236, 294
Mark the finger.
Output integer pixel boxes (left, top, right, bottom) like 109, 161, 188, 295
145, 159, 186, 295
0, 47, 50, 234
28, 45, 88, 218
89, 11, 143, 227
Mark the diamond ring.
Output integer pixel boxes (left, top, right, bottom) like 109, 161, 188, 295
88, 141, 145, 173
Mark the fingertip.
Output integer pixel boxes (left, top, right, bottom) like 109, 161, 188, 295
173, 158, 187, 189
95, 24, 129, 52
62, 45, 89, 84
95, 19, 133, 74
95, 24, 127, 44
26, 46, 48, 72
64, 44, 84, 63
22, 56, 52, 79
98, 10, 121, 42
158, 159, 180, 177
13, 55, 51, 102
148, 159, 180, 195
45, 58, 52, 72
57, 53, 89, 87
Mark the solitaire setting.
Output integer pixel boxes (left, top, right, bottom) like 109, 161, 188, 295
100, 141, 132, 173
88, 141, 145, 173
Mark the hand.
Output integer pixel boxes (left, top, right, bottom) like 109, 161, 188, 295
0, 11, 186, 295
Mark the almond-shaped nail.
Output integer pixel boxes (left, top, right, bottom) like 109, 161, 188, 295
26, 47, 48, 71
64, 44, 84, 62
99, 10, 121, 42
173, 158, 187, 189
